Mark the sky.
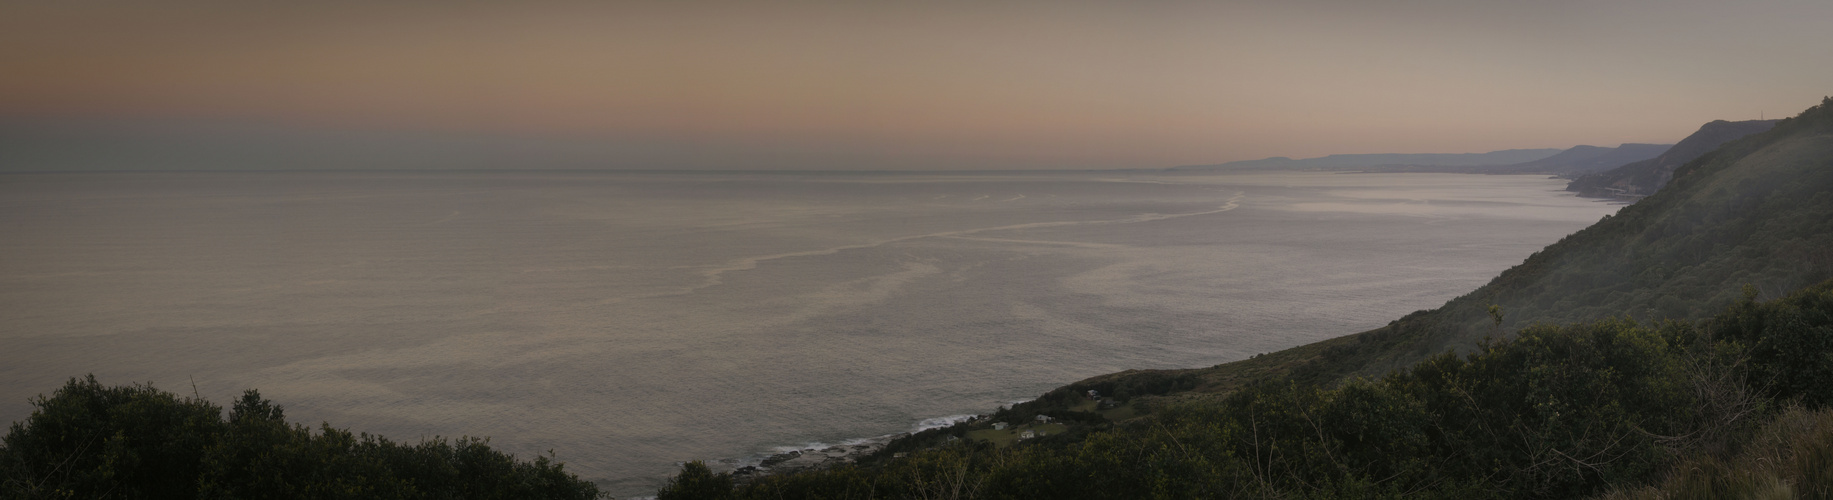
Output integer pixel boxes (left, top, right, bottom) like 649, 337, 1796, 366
2, 1, 1830, 171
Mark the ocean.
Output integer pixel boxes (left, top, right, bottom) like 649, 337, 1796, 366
0, 170, 1619, 496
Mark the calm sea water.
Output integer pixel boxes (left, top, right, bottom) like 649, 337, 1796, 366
0, 170, 1618, 495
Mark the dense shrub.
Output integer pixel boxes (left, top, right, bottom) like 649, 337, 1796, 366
0, 376, 224, 498
1597, 406, 1833, 500
0, 378, 602, 499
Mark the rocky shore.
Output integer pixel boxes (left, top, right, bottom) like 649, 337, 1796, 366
710, 413, 989, 484
714, 433, 903, 484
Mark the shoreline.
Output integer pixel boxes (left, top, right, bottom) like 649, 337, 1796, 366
704, 412, 998, 482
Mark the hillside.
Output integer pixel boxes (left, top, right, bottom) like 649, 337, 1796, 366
1567, 119, 1780, 198
1167, 98, 1831, 393
660, 97, 1833, 498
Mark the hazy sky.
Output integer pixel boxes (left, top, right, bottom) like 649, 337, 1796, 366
3, 1, 1830, 170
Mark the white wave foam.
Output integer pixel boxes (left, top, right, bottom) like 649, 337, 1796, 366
911, 414, 979, 433
735, 411, 993, 468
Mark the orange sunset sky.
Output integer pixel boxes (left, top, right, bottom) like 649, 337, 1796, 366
3, 1, 1830, 170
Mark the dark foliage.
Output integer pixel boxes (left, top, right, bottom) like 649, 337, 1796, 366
656, 461, 733, 500
0, 379, 603, 499
869, 423, 982, 463
0, 376, 224, 499
1046, 371, 1201, 406
1708, 284, 1833, 407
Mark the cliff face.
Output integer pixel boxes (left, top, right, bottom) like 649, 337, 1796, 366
1566, 119, 1779, 197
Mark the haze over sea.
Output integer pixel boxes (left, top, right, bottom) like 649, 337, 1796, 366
0, 170, 1617, 496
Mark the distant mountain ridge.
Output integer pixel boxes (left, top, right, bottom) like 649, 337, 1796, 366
1169, 148, 1562, 170
1172, 143, 1672, 177
1482, 143, 1671, 176
1567, 119, 1780, 198
1355, 143, 1672, 176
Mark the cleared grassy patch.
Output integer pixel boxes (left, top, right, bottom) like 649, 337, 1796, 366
964, 423, 1070, 447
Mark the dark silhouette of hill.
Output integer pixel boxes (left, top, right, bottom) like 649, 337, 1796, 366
1567, 119, 1780, 198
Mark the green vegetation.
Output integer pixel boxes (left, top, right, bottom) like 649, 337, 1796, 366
660, 281, 1833, 499
0, 378, 603, 499
1598, 406, 1833, 500
657, 461, 733, 500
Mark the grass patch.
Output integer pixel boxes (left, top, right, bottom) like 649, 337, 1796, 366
964, 423, 1071, 448
1595, 406, 1833, 499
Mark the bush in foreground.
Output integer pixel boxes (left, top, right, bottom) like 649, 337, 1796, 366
1597, 406, 1833, 500
0, 377, 603, 499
